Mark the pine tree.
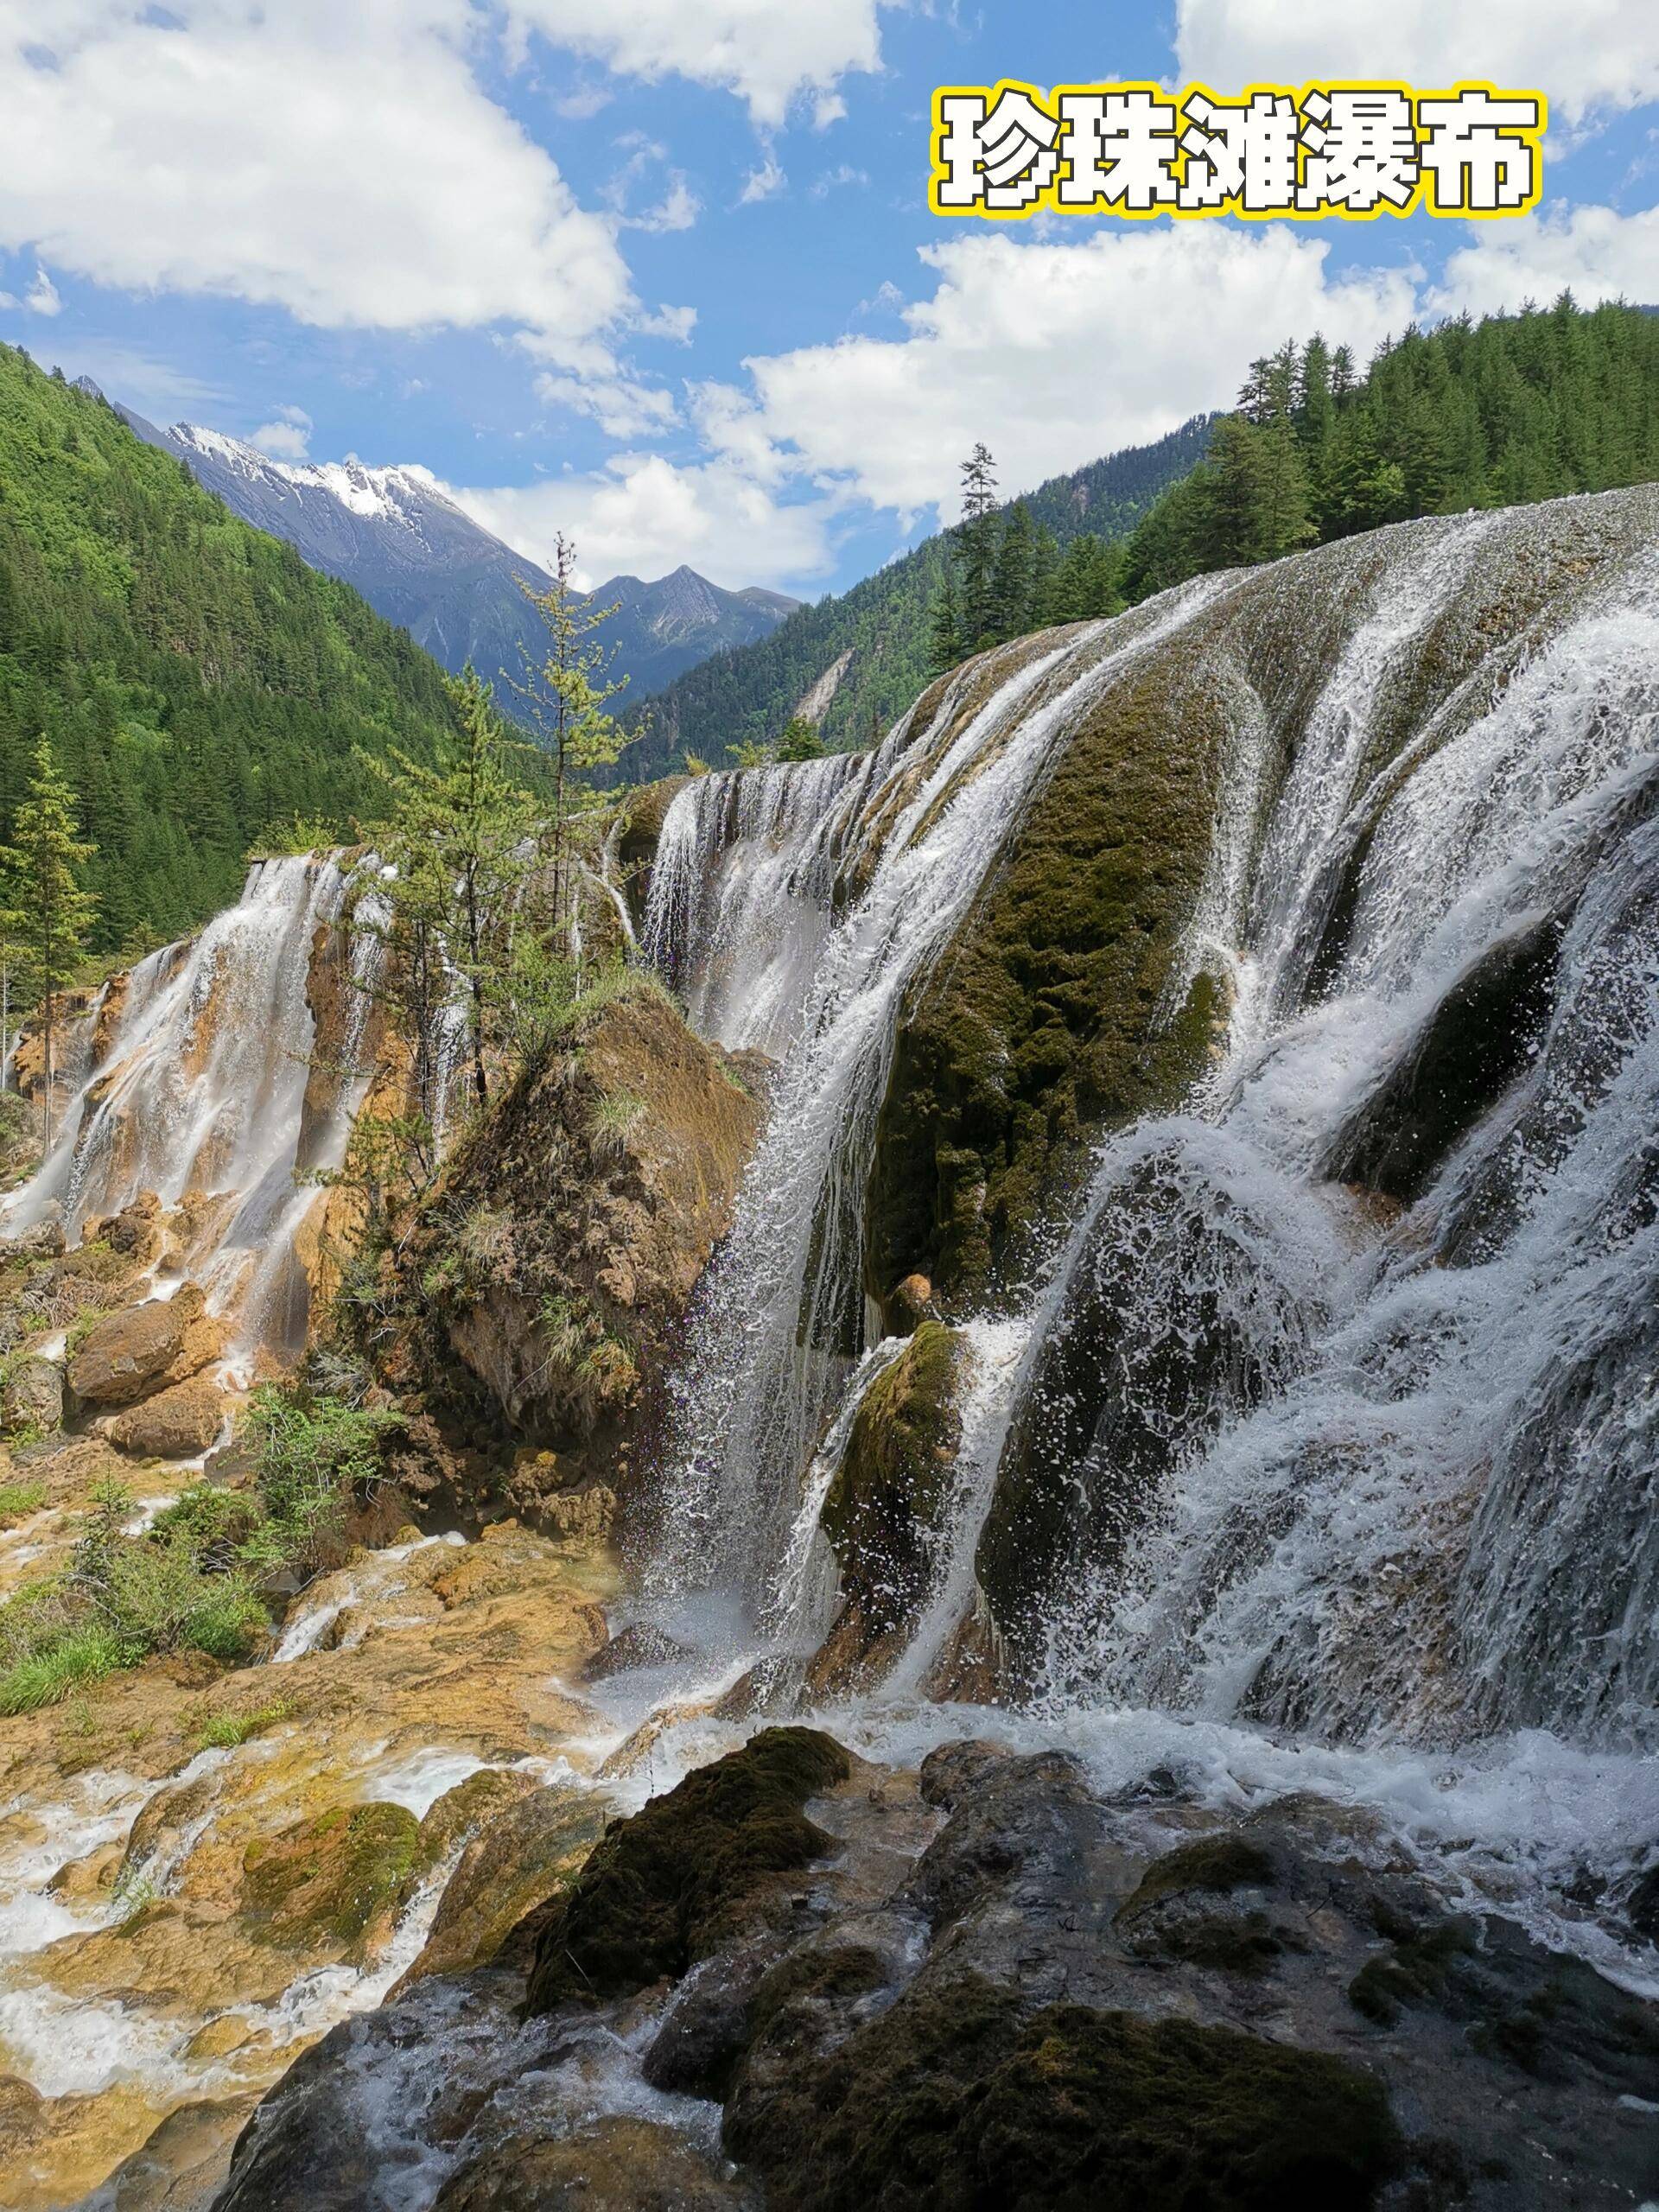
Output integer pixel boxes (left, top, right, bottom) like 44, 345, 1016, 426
988, 502, 1034, 642
776, 715, 825, 760
928, 573, 963, 674
954, 444, 1001, 652
0, 738, 97, 1148
1027, 524, 1060, 629
360, 672, 539, 1116
513, 537, 632, 941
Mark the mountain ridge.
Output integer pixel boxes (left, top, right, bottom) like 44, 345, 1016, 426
105, 397, 798, 708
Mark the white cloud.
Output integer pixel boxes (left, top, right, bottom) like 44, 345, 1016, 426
601, 137, 701, 232
810, 165, 869, 199
1429, 201, 1659, 316
553, 83, 613, 120
740, 151, 788, 204
744, 225, 1417, 516
249, 403, 313, 461
533, 370, 680, 440
506, 0, 888, 128
0, 2, 632, 359
452, 451, 840, 591
453, 221, 1421, 594
23, 266, 61, 315
1176, 0, 1659, 127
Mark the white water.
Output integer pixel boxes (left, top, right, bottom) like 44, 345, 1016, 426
635, 490, 1659, 1961
651, 579, 1236, 1618
1, 854, 377, 1359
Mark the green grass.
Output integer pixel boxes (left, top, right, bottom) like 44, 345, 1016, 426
193, 1696, 295, 1751
0, 1478, 47, 1525
0, 1622, 130, 1716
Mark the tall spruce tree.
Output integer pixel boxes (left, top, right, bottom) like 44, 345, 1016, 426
513, 536, 632, 938
0, 740, 97, 1148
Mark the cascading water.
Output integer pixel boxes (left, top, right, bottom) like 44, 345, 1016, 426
649, 577, 1237, 1624
2, 853, 378, 1358
644, 489, 1659, 1784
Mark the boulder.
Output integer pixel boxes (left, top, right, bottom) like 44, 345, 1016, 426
433, 2118, 748, 2211
105, 1375, 227, 1459
1, 1353, 64, 1436
0, 1212, 65, 1262
67, 1283, 223, 1408
398, 1783, 609, 1987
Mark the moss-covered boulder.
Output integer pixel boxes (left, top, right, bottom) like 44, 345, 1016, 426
524, 1726, 850, 2013
364, 983, 763, 1527
809, 1323, 967, 1689
727, 1965, 1400, 2212
239, 1802, 420, 1955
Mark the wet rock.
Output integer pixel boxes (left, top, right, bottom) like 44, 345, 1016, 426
400, 1782, 610, 1986
369, 989, 762, 1529
88, 2094, 257, 2212
83, 1192, 166, 1269
583, 1620, 696, 1681
2, 1352, 64, 1435
524, 1727, 851, 2013
239, 1800, 421, 1956
808, 1323, 968, 1694
105, 1376, 227, 1459
0, 1212, 64, 1262
1325, 912, 1564, 1205
67, 1283, 223, 1408
432, 2115, 751, 2211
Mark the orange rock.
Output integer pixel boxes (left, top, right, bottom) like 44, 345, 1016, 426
67, 1284, 223, 1408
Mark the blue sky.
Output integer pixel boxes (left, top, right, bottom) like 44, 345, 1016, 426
1, 3, 1655, 596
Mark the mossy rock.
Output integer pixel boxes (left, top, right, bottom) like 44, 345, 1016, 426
728, 1967, 1400, 2212
817, 1323, 966, 1656
524, 1727, 850, 2013
240, 1801, 420, 1953
863, 645, 1236, 1307
1117, 1834, 1276, 1916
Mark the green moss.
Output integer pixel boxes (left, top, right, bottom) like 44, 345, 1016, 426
241, 1801, 421, 1949
864, 649, 1236, 1305
1347, 1922, 1477, 2027
1117, 1834, 1276, 1916
968, 2004, 1400, 2211
524, 1727, 850, 2013
818, 1323, 964, 1641
0, 1479, 47, 1525
728, 1969, 1401, 2212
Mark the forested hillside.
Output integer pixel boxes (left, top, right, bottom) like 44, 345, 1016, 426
634, 414, 1215, 775
0, 346, 460, 952
1120, 296, 1658, 597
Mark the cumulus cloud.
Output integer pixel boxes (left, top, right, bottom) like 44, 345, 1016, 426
1429, 201, 1659, 317
1176, 0, 1659, 127
0, 2, 632, 359
745, 224, 1417, 516
23, 266, 60, 315
249, 404, 314, 461
454, 220, 1422, 589
533, 370, 680, 440
452, 450, 841, 592
506, 0, 889, 128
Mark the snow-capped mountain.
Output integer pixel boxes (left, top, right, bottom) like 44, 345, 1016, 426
111, 401, 795, 707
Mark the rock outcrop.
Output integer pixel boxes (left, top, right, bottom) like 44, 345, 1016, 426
67, 1284, 222, 1408
365, 983, 763, 1532
205, 1732, 1659, 2212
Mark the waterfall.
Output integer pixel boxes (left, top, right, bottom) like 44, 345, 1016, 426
1, 854, 376, 1359
645, 487, 1659, 1756
648, 576, 1237, 1620
641, 750, 880, 1056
